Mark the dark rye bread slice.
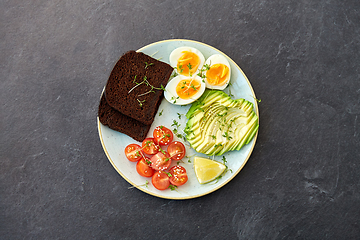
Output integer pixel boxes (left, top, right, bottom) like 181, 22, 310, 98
98, 94, 151, 142
105, 50, 173, 125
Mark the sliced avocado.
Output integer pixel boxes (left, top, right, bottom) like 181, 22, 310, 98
185, 90, 259, 156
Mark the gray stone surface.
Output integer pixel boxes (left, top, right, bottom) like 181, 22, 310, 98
1, 0, 359, 239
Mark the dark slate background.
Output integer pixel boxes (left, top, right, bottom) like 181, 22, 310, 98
1, 0, 359, 239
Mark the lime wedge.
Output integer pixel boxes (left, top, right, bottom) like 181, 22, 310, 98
193, 157, 226, 184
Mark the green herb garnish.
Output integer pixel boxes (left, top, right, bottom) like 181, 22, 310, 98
168, 185, 177, 191
144, 62, 154, 69
137, 99, 146, 107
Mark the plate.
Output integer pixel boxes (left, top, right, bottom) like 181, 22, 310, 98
97, 39, 259, 199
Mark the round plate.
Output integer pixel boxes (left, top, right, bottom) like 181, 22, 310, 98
97, 39, 259, 199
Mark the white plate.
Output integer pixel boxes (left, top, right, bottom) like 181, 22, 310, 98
97, 39, 259, 199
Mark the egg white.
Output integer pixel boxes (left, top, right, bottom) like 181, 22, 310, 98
164, 75, 205, 105
169, 46, 205, 76
203, 54, 231, 90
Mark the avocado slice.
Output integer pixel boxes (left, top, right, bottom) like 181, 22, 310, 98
185, 90, 259, 156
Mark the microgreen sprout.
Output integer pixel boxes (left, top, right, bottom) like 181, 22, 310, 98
144, 140, 152, 148
185, 154, 196, 164
128, 180, 149, 189
215, 175, 223, 182
226, 82, 234, 98
150, 51, 159, 57
159, 147, 166, 155
171, 96, 179, 104
171, 119, 186, 140
222, 132, 232, 140
128, 75, 143, 94
128, 75, 166, 97
137, 87, 155, 97
222, 156, 227, 164
137, 99, 146, 107
187, 63, 193, 76
168, 185, 178, 191
213, 157, 232, 183
197, 63, 211, 78
171, 120, 180, 128
144, 62, 154, 69
170, 70, 178, 79
222, 156, 232, 173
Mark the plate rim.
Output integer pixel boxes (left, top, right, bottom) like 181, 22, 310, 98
97, 38, 259, 200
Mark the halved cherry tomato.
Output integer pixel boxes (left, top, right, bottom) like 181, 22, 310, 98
124, 144, 143, 162
167, 141, 186, 161
149, 150, 171, 171
142, 138, 160, 155
152, 171, 170, 190
153, 126, 173, 146
169, 166, 188, 186
136, 157, 154, 177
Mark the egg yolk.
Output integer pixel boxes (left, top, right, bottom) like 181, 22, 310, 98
176, 79, 201, 99
206, 64, 229, 86
177, 51, 200, 76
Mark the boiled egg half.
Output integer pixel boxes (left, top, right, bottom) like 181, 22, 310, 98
164, 75, 205, 105
169, 46, 205, 77
203, 54, 231, 90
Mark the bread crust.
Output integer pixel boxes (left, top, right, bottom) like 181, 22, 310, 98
98, 94, 151, 142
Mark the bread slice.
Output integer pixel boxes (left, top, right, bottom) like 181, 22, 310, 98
98, 94, 151, 142
105, 51, 173, 125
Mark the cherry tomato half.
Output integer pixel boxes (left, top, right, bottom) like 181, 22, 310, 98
153, 126, 173, 146
149, 151, 171, 171
124, 144, 143, 162
169, 166, 188, 186
136, 157, 154, 177
167, 141, 186, 161
152, 171, 170, 190
142, 138, 160, 155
